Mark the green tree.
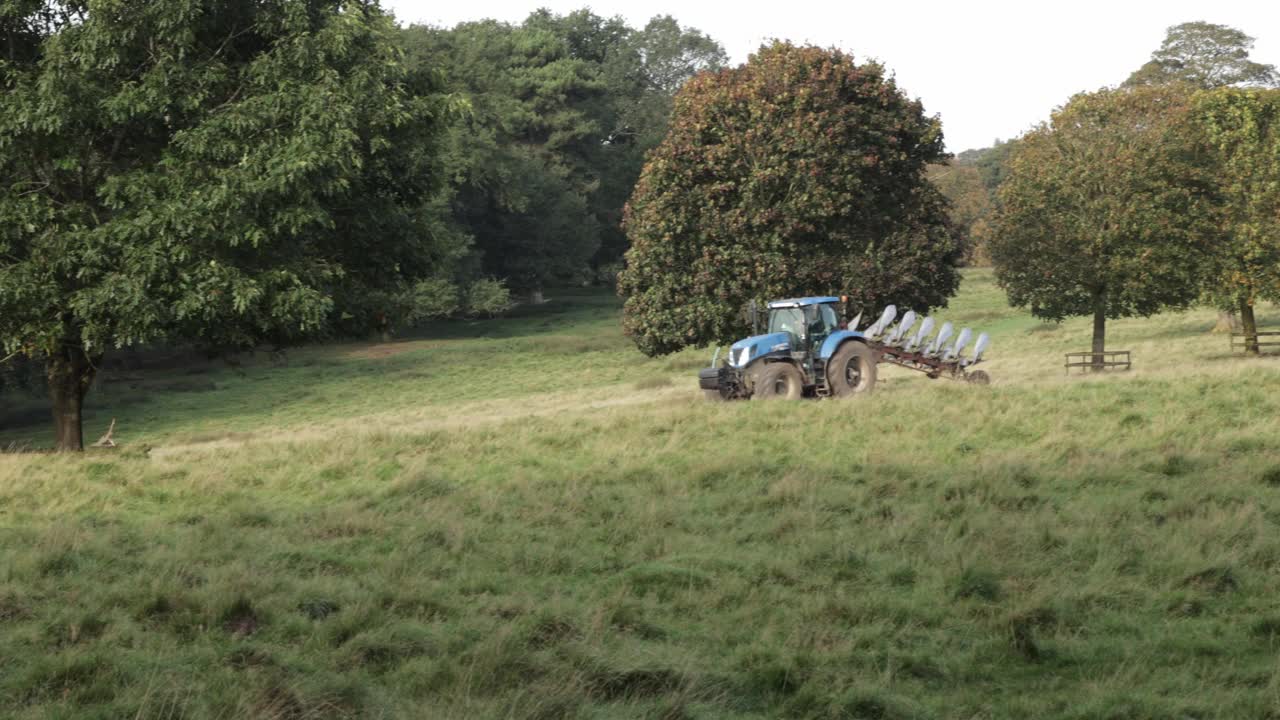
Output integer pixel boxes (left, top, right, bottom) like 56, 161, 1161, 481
404, 12, 728, 286
928, 162, 993, 264
0, 0, 456, 450
1195, 88, 1280, 353
402, 18, 604, 300
1125, 21, 1277, 89
632, 15, 726, 96
518, 9, 646, 277
591, 15, 727, 269
947, 140, 1018, 267
955, 139, 1017, 193
1123, 21, 1276, 333
619, 42, 961, 356
990, 86, 1216, 366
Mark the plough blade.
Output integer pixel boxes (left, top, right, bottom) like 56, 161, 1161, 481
904, 316, 934, 352
866, 305, 897, 339
963, 333, 990, 366
887, 310, 917, 346
925, 322, 953, 358
861, 306, 992, 382
944, 328, 973, 362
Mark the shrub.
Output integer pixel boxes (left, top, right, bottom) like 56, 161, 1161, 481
407, 277, 460, 323
465, 279, 514, 318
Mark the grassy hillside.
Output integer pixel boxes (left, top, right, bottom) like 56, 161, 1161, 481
3, 270, 1280, 719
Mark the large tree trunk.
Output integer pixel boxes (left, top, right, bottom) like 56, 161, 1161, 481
1212, 310, 1240, 334
1239, 298, 1259, 356
1091, 296, 1106, 372
46, 343, 98, 452
525, 288, 545, 305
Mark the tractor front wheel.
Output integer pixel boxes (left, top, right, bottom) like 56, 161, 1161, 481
828, 342, 877, 396
753, 363, 804, 400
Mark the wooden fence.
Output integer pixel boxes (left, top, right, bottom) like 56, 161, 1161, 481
1230, 331, 1280, 354
1064, 351, 1132, 374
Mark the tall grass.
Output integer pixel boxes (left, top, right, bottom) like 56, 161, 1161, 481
2, 270, 1279, 718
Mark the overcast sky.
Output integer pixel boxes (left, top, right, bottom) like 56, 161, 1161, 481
382, 0, 1279, 153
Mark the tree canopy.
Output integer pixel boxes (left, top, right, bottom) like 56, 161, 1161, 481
928, 162, 993, 265
990, 86, 1217, 359
0, 0, 456, 449
402, 17, 604, 297
1125, 21, 1277, 89
619, 42, 961, 356
1194, 88, 1280, 352
954, 139, 1017, 193
592, 14, 727, 269
401, 11, 727, 295
943, 139, 1018, 265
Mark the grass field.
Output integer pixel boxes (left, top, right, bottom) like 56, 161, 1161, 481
3, 269, 1280, 719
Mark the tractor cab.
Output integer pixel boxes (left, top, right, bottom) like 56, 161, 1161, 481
765, 298, 842, 357
754, 298, 844, 378
719, 297, 841, 371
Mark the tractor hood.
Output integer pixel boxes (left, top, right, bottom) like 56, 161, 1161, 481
727, 332, 791, 368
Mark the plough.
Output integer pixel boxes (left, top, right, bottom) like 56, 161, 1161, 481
857, 305, 991, 385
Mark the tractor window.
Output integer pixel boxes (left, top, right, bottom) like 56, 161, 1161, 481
768, 308, 805, 343
808, 304, 840, 349
817, 304, 839, 333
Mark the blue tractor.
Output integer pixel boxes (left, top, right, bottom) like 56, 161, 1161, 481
698, 296, 876, 400
698, 297, 991, 400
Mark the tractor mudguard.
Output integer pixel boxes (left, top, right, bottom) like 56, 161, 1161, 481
818, 331, 868, 361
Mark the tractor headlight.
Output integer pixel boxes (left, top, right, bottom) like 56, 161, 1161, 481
771, 342, 789, 352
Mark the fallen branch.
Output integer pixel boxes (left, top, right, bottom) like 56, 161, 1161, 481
92, 418, 117, 448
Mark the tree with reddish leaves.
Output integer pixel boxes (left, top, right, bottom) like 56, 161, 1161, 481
618, 42, 961, 356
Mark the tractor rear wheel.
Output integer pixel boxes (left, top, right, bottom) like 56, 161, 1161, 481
828, 342, 877, 396
753, 363, 804, 400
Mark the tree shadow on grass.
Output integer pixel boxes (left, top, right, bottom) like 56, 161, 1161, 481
0, 289, 630, 447
402, 288, 620, 343
1139, 321, 1217, 340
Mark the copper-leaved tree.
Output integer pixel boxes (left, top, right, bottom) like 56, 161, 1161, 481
618, 42, 962, 356
990, 86, 1218, 366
